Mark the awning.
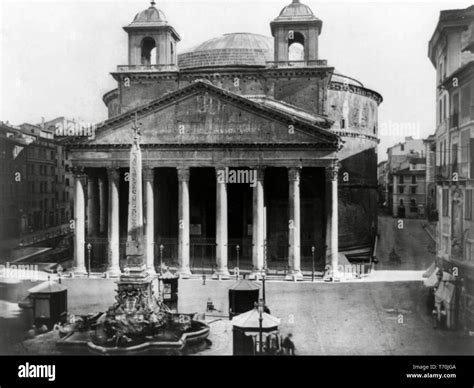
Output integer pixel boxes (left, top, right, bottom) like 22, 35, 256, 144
231, 308, 280, 331
423, 268, 455, 287
229, 279, 261, 291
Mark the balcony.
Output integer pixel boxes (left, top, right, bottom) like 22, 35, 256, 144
266, 60, 328, 68
116, 64, 179, 73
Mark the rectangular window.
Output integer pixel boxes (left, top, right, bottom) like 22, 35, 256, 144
411, 186, 417, 194
411, 175, 416, 184
443, 94, 447, 121
461, 85, 471, 119
452, 143, 458, 168
444, 236, 449, 254
399, 186, 404, 194
471, 139, 474, 180
443, 188, 449, 216
439, 99, 443, 123
467, 241, 474, 262
399, 176, 404, 184
444, 140, 447, 166
452, 92, 459, 127
466, 189, 472, 220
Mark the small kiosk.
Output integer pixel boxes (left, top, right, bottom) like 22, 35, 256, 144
28, 281, 67, 329
159, 271, 179, 311
228, 279, 260, 319
232, 307, 280, 355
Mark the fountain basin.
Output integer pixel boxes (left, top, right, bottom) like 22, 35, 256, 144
56, 314, 210, 355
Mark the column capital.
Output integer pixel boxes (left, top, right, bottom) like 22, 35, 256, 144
106, 167, 120, 182
325, 162, 340, 181
288, 167, 301, 181
177, 166, 190, 182
143, 167, 155, 182
71, 166, 86, 178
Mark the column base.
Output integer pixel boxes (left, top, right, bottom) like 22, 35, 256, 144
248, 270, 265, 280
285, 270, 303, 281
212, 269, 230, 280
106, 266, 122, 277
71, 266, 87, 276
176, 268, 192, 279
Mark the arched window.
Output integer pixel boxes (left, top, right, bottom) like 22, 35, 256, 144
141, 37, 156, 66
288, 31, 305, 62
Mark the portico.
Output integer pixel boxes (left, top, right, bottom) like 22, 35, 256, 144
68, 81, 341, 280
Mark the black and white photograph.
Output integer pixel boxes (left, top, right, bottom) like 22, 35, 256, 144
0, 0, 473, 385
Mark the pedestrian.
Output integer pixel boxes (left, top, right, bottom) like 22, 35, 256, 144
281, 333, 296, 355
265, 332, 280, 355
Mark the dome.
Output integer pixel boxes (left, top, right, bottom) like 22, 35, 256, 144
275, 0, 319, 21
129, 2, 168, 27
178, 33, 274, 69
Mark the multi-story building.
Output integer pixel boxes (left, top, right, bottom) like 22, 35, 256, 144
0, 119, 73, 246
428, 4, 474, 330
0, 122, 34, 239
385, 137, 426, 218
391, 157, 427, 218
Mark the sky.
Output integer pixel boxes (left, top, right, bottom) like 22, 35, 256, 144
1, 0, 472, 159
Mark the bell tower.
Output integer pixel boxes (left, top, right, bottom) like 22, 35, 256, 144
270, 0, 323, 65
123, 1, 181, 67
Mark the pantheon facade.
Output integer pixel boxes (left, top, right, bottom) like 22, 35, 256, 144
67, 0, 382, 280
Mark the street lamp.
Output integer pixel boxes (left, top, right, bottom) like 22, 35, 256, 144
256, 298, 264, 354
86, 243, 92, 278
159, 244, 164, 275
262, 273, 266, 306
311, 245, 315, 282
236, 244, 240, 273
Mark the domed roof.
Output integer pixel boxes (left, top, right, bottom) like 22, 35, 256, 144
129, 1, 168, 27
178, 33, 274, 69
275, 0, 320, 21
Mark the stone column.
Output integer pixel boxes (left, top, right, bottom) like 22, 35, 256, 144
144, 167, 156, 275
250, 167, 265, 279
214, 167, 230, 279
177, 167, 192, 278
99, 175, 108, 235
87, 175, 100, 237
106, 168, 121, 276
72, 167, 87, 274
287, 167, 303, 280
326, 162, 340, 280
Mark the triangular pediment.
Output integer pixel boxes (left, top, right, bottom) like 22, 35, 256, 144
76, 81, 339, 148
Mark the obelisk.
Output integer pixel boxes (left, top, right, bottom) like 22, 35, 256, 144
124, 113, 146, 276
119, 113, 153, 289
